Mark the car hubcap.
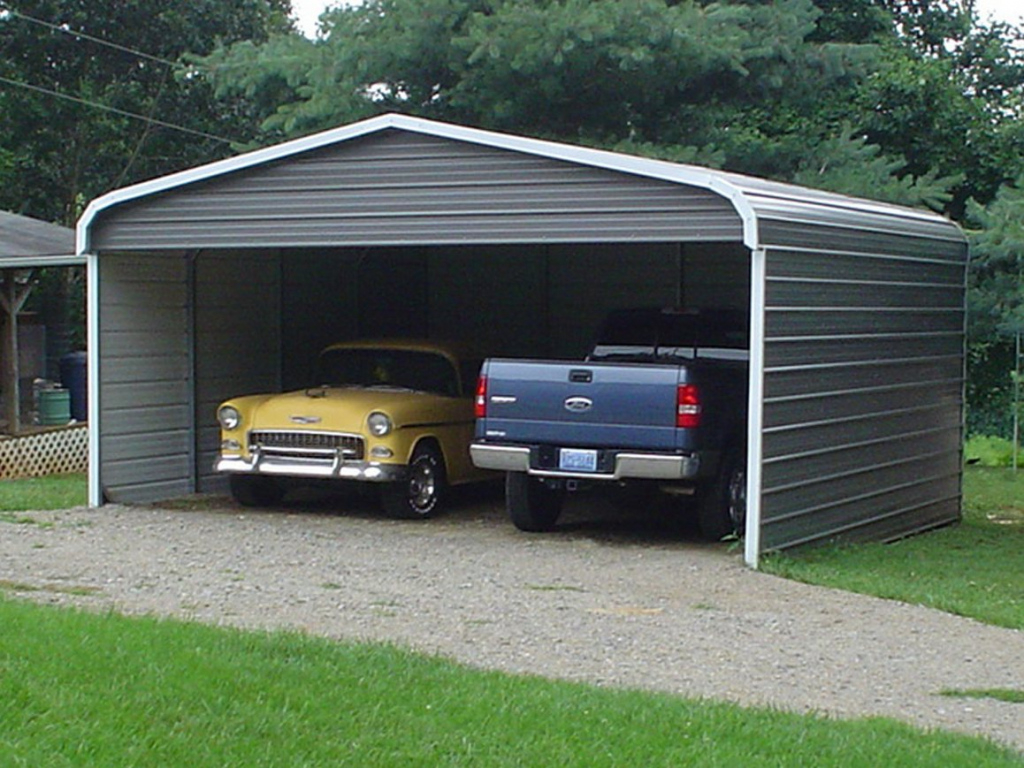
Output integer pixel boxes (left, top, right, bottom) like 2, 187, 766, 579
409, 461, 435, 511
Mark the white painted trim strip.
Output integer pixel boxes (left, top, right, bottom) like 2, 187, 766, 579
87, 252, 102, 507
745, 248, 768, 568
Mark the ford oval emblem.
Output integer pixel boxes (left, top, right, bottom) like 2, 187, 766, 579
564, 396, 593, 413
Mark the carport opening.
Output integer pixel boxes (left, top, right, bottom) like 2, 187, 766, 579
266, 241, 751, 390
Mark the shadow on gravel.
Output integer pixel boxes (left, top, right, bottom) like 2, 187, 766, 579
167, 479, 721, 551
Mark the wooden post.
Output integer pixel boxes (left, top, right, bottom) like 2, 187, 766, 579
0, 268, 35, 435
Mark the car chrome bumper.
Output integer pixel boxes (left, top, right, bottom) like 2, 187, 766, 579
215, 453, 408, 482
469, 443, 700, 481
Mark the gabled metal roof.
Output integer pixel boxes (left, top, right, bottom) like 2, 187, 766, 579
78, 113, 965, 254
1, 210, 80, 268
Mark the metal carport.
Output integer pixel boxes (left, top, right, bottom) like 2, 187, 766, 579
77, 113, 968, 567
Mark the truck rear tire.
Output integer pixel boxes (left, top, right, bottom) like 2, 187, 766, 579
696, 450, 746, 541
506, 472, 564, 532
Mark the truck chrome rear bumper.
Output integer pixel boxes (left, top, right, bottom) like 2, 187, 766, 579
470, 443, 700, 481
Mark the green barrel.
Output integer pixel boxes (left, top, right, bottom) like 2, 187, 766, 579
38, 388, 71, 426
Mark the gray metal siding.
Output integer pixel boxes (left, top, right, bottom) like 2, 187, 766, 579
194, 250, 282, 492
758, 245, 966, 550
89, 131, 743, 250
98, 253, 192, 502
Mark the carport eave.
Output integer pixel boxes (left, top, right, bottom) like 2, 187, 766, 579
75, 114, 766, 254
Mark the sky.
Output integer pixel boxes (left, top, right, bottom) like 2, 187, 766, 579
290, 0, 1023, 39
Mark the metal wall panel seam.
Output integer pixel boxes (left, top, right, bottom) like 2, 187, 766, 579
760, 243, 967, 266
764, 352, 963, 374
761, 493, 961, 548
761, 401, 957, 433
761, 446, 963, 495
767, 330, 963, 343
763, 377, 963, 404
767, 275, 968, 290
762, 424, 962, 464
761, 470, 962, 523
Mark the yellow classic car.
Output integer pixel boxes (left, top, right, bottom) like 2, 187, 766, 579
214, 339, 490, 517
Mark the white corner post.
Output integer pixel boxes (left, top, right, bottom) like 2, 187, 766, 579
744, 248, 767, 568
86, 252, 102, 507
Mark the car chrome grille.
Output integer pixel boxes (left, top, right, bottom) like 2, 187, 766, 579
249, 430, 365, 459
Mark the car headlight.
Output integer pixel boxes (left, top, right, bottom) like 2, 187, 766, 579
367, 411, 392, 437
218, 405, 241, 430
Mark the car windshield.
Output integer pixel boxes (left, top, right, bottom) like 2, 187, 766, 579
315, 348, 461, 397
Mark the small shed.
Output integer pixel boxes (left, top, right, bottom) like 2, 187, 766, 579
77, 114, 968, 566
0, 211, 80, 432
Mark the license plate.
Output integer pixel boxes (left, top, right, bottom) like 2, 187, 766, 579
559, 448, 598, 472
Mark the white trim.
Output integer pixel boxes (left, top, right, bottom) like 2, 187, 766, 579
76, 112, 965, 255
744, 248, 768, 568
0, 254, 84, 268
75, 113, 775, 254
87, 252, 102, 508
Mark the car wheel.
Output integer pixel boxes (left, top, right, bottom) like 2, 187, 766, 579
382, 444, 446, 519
229, 475, 284, 507
696, 449, 746, 541
506, 472, 564, 532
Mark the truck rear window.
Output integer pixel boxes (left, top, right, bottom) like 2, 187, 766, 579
590, 308, 748, 362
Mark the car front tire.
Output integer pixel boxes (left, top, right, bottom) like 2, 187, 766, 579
382, 444, 446, 519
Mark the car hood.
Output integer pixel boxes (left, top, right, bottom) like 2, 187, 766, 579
245, 386, 461, 432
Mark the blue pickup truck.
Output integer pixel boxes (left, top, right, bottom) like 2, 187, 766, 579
470, 308, 749, 539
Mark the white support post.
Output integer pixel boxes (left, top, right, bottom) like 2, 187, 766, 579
87, 253, 102, 507
744, 249, 767, 568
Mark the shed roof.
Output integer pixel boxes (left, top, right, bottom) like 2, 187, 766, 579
78, 113, 966, 254
1, 210, 79, 268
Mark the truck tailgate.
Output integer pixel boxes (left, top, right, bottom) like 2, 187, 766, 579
480, 359, 681, 451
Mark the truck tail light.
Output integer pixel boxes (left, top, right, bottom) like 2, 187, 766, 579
677, 384, 702, 429
475, 375, 488, 419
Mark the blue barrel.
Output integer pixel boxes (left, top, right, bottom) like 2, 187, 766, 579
38, 388, 71, 425
60, 351, 88, 422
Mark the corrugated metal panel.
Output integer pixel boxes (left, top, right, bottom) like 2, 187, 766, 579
758, 243, 966, 550
88, 131, 743, 250
194, 250, 282, 492
98, 253, 192, 503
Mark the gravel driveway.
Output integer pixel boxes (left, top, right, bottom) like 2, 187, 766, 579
2, 489, 1022, 753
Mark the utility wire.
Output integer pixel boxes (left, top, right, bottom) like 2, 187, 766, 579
0, 5, 239, 143
0, 5, 180, 68
0, 75, 234, 143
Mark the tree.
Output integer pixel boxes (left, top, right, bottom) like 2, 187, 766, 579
966, 178, 1024, 435
201, 1, 892, 185
0, 0, 293, 225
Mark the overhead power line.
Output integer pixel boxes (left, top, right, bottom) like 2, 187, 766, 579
0, 75, 234, 143
0, 5, 180, 68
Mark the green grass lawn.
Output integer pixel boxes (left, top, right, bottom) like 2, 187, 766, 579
0, 472, 87, 512
1, 597, 1020, 767
760, 467, 1024, 631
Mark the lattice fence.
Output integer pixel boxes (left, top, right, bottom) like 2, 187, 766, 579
0, 425, 88, 479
